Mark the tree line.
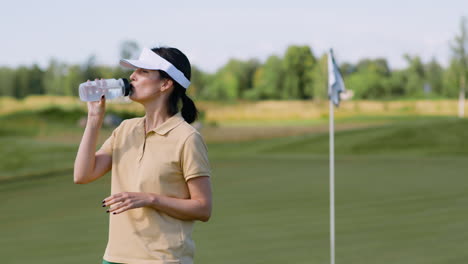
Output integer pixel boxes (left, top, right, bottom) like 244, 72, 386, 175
1, 18, 467, 101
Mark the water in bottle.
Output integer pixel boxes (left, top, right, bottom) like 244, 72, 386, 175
79, 78, 131, 102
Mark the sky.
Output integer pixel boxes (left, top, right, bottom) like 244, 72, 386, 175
1, 0, 467, 73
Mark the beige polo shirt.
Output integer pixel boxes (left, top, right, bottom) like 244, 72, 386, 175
99, 112, 211, 264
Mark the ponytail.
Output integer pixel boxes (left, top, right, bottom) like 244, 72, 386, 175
150, 47, 198, 124
180, 92, 198, 124
166, 83, 198, 124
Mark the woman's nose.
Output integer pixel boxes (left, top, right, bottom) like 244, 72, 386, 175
130, 71, 137, 81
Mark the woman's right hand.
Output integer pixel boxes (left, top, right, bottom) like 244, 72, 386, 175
86, 80, 106, 119
87, 94, 106, 119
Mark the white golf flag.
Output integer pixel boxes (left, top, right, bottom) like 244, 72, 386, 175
327, 48, 346, 264
328, 49, 346, 107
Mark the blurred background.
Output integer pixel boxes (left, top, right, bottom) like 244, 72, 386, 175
1, 0, 468, 263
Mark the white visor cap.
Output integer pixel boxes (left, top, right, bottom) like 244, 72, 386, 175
120, 47, 191, 89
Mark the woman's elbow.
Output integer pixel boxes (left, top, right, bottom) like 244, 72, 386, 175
74, 177, 86, 184
199, 204, 212, 222
73, 171, 88, 184
199, 214, 210, 222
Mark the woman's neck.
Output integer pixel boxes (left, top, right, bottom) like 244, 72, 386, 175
143, 98, 172, 133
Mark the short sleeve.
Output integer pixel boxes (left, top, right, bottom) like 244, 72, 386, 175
181, 132, 211, 181
98, 121, 124, 155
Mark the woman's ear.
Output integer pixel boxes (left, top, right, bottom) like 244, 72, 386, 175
161, 79, 174, 92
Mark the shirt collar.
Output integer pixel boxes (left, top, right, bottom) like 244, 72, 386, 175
139, 112, 185, 136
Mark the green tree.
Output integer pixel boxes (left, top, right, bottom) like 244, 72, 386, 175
43, 59, 66, 95
356, 58, 390, 76
239, 59, 261, 99
63, 65, 83, 96
282, 45, 316, 99
202, 69, 238, 100
386, 69, 407, 98
425, 57, 444, 96
248, 55, 284, 100
345, 58, 392, 99
201, 58, 259, 101
340, 62, 356, 76
188, 65, 208, 99
403, 54, 425, 97
450, 16, 468, 103
28, 64, 45, 95
14, 66, 30, 98
0, 67, 16, 97
443, 59, 463, 97
311, 53, 328, 101
82, 55, 99, 81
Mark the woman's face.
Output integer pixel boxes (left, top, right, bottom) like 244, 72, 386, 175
129, 68, 171, 103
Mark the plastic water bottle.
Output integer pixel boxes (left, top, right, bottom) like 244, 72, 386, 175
79, 78, 131, 102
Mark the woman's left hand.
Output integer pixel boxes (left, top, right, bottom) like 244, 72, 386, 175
102, 192, 155, 215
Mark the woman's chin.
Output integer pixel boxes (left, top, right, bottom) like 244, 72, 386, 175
129, 94, 139, 102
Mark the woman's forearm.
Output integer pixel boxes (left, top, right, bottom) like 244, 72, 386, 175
73, 116, 103, 184
148, 194, 211, 222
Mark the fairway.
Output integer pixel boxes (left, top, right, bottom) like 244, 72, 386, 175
1, 115, 468, 263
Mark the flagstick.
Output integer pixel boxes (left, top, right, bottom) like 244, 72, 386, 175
329, 99, 335, 264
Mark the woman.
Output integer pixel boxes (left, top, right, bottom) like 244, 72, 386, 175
73, 46, 212, 264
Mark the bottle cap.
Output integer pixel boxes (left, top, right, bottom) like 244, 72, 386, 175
121, 78, 131, 96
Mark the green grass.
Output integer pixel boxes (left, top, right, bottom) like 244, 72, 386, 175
206, 116, 468, 158
0, 137, 76, 181
0, 108, 112, 181
1, 111, 468, 263
261, 117, 468, 156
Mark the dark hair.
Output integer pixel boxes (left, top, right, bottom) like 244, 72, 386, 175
151, 47, 198, 124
